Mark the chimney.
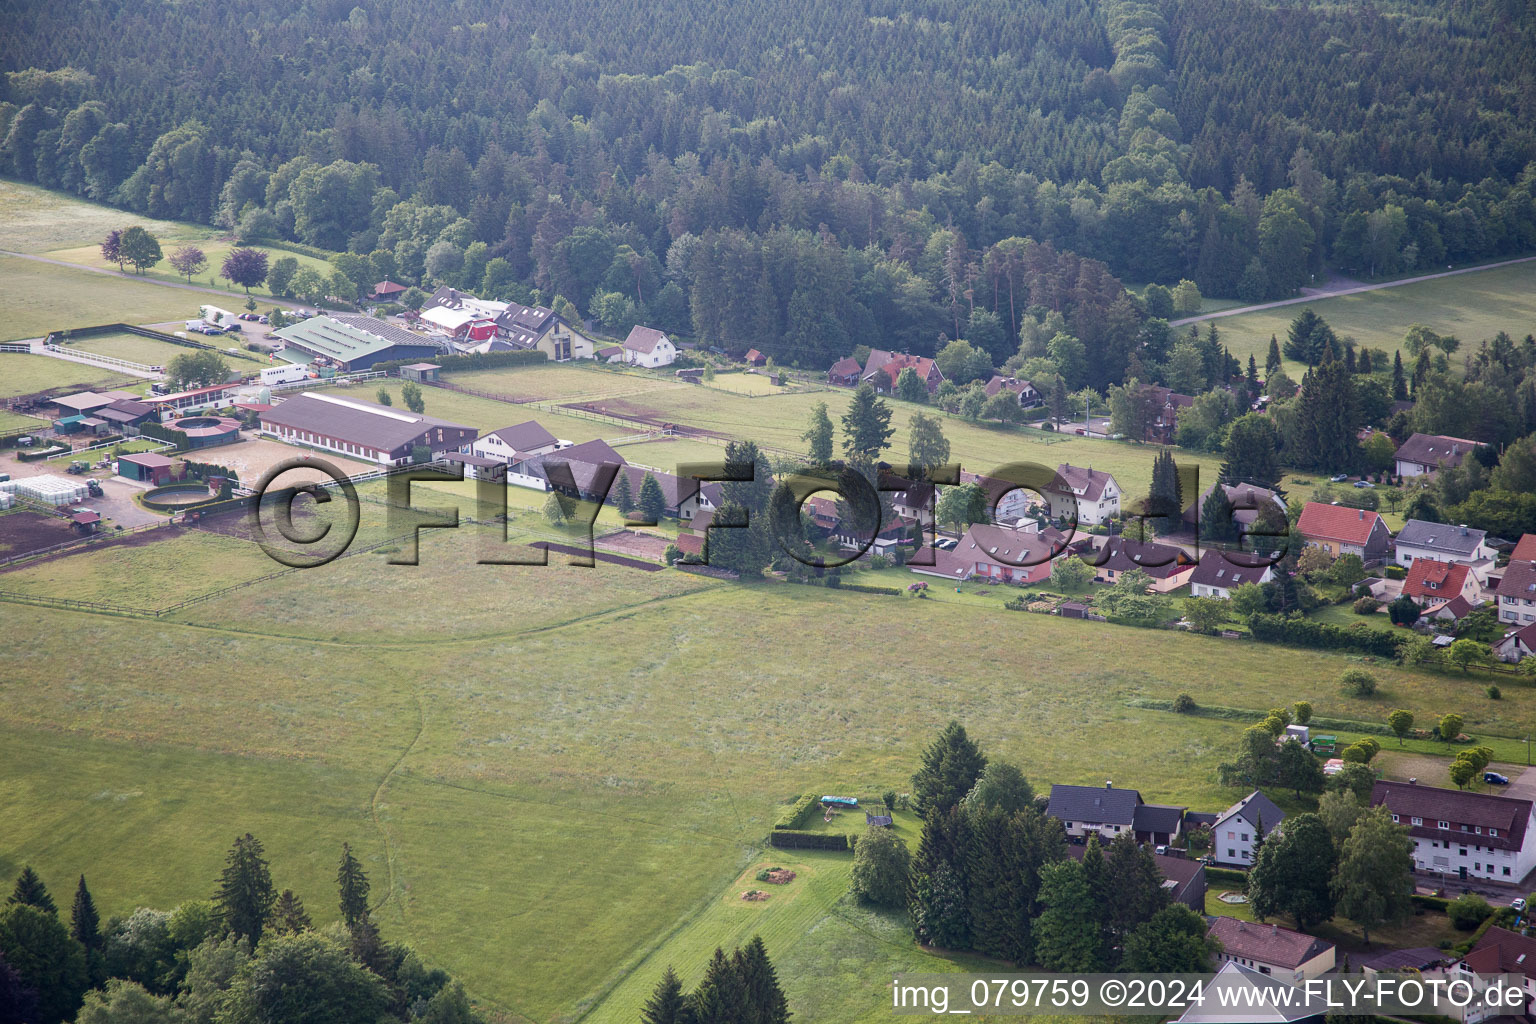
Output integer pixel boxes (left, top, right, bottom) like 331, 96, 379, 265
1105, 781, 1113, 789
1272, 923, 1278, 934
1410, 777, 1417, 785
1358, 509, 1365, 519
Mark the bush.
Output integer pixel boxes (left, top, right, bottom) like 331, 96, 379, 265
1341, 668, 1378, 697
1385, 564, 1407, 580
1487, 685, 1502, 700
1173, 693, 1197, 713
774, 794, 820, 830
1354, 596, 1381, 615
1449, 893, 1493, 930
849, 827, 911, 907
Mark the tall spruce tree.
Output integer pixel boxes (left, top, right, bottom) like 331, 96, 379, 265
611, 471, 635, 515
337, 842, 370, 929
1147, 450, 1183, 535
1104, 832, 1171, 952
734, 936, 790, 1024
69, 876, 99, 949
1292, 355, 1360, 472
911, 721, 987, 818
689, 947, 746, 1024
1266, 335, 1283, 377
841, 381, 894, 459
213, 834, 276, 945
8, 867, 55, 916
965, 805, 1062, 965
910, 806, 975, 950
1392, 350, 1408, 400
1034, 859, 1103, 972
642, 966, 689, 1024
802, 402, 834, 465
1200, 485, 1240, 544
1246, 354, 1261, 396
637, 473, 667, 524
1220, 414, 1283, 489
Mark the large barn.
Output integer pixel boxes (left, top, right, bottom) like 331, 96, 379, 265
273, 315, 444, 372
258, 393, 476, 466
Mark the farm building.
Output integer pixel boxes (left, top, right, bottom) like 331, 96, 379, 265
117, 452, 177, 485
167, 415, 242, 449
441, 452, 505, 481
469, 421, 564, 464
274, 315, 444, 371
49, 391, 119, 417
398, 362, 441, 382
258, 393, 476, 466
143, 382, 242, 417
95, 399, 156, 433
514, 439, 629, 500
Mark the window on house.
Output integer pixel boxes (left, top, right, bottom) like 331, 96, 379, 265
1392, 815, 1399, 823
1227, 849, 1235, 858
1439, 821, 1450, 829
1412, 817, 1423, 826
1240, 833, 1249, 842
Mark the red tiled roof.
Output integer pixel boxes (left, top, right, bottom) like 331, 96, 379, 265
1296, 501, 1383, 545
1512, 534, 1536, 564
1206, 917, 1332, 970
1371, 780, 1532, 854
1403, 557, 1472, 600
1463, 927, 1536, 981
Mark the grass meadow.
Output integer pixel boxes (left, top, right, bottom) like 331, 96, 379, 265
0, 353, 138, 399
0, 254, 200, 341
1206, 260, 1536, 377
3, 515, 1535, 1018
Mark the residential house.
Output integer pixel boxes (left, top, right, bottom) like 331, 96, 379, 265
1174, 963, 1331, 1024
910, 522, 1064, 585
1453, 926, 1536, 1022
1494, 622, 1536, 664
1084, 536, 1193, 591
1395, 519, 1493, 569
1066, 846, 1205, 910
1182, 483, 1287, 532
1403, 557, 1483, 609
861, 350, 943, 394
1295, 502, 1392, 562
1143, 385, 1195, 445
1371, 779, 1536, 883
440, 451, 504, 481
258, 393, 476, 466
274, 314, 445, 371
1497, 561, 1536, 628
882, 475, 935, 527
1188, 552, 1275, 599
367, 280, 407, 303
494, 303, 594, 361
1046, 782, 1143, 841
1395, 432, 1480, 478
1510, 534, 1536, 565
1207, 918, 1336, 982
1043, 464, 1121, 525
469, 421, 564, 464
1211, 790, 1285, 866
960, 470, 1040, 524
622, 326, 677, 367
1133, 803, 1187, 846
827, 356, 863, 387
982, 375, 1042, 409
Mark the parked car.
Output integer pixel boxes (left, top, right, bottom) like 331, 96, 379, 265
1513, 897, 1527, 913
1353, 480, 1374, 488
239, 312, 260, 321
1330, 473, 1349, 482
1485, 771, 1510, 785
257, 315, 269, 324
935, 538, 958, 550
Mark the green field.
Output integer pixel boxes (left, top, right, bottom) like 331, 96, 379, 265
0, 409, 48, 434
45, 238, 335, 304
0, 254, 201, 342
63, 330, 232, 368
0, 352, 137, 399
2, 512, 1532, 1020
1202, 260, 1536, 377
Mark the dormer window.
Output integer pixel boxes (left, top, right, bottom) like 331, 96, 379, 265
1439, 820, 1451, 829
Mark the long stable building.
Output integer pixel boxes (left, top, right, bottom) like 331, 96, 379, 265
258, 393, 476, 466
273, 315, 444, 371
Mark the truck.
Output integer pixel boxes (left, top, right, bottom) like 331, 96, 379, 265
260, 364, 309, 386
185, 319, 224, 336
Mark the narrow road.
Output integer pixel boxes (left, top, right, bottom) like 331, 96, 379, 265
1170, 255, 1536, 328
0, 247, 306, 310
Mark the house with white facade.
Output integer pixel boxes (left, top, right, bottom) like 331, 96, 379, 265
1395, 519, 1493, 569
622, 326, 677, 367
1207, 918, 1336, 983
1043, 463, 1120, 525
1372, 780, 1536, 883
1497, 561, 1536, 629
1211, 790, 1285, 867
1395, 432, 1479, 478
1188, 552, 1275, 600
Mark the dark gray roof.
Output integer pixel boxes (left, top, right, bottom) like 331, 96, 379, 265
259, 393, 473, 452
1189, 551, 1271, 589
328, 314, 437, 349
1359, 947, 1452, 972
1133, 803, 1186, 835
1214, 790, 1285, 832
1047, 783, 1142, 825
1395, 432, 1477, 470
1396, 519, 1487, 558
484, 421, 558, 452
520, 439, 628, 494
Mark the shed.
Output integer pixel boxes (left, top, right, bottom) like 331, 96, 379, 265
118, 452, 176, 485
399, 362, 441, 382
69, 509, 102, 534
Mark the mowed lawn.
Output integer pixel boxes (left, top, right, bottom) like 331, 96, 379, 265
0, 409, 48, 434
433, 364, 1226, 499
1207, 260, 1536, 377
45, 238, 335, 305
0, 254, 200, 342
65, 331, 228, 367
0, 353, 138, 400
6, 539, 1536, 1019
0, 178, 188, 253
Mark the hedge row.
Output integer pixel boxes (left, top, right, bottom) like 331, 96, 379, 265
1205, 867, 1247, 886
829, 582, 901, 596
138, 421, 191, 451
767, 830, 853, 851
1129, 698, 1400, 739
773, 794, 821, 831
372, 349, 549, 375
17, 446, 70, 462
1248, 613, 1406, 658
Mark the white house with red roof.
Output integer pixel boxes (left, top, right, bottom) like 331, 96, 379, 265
1403, 557, 1483, 609
1295, 501, 1392, 562
1043, 463, 1121, 525
861, 350, 943, 394
1372, 779, 1536, 883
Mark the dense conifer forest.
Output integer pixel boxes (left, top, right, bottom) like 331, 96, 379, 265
3, 0, 1534, 371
